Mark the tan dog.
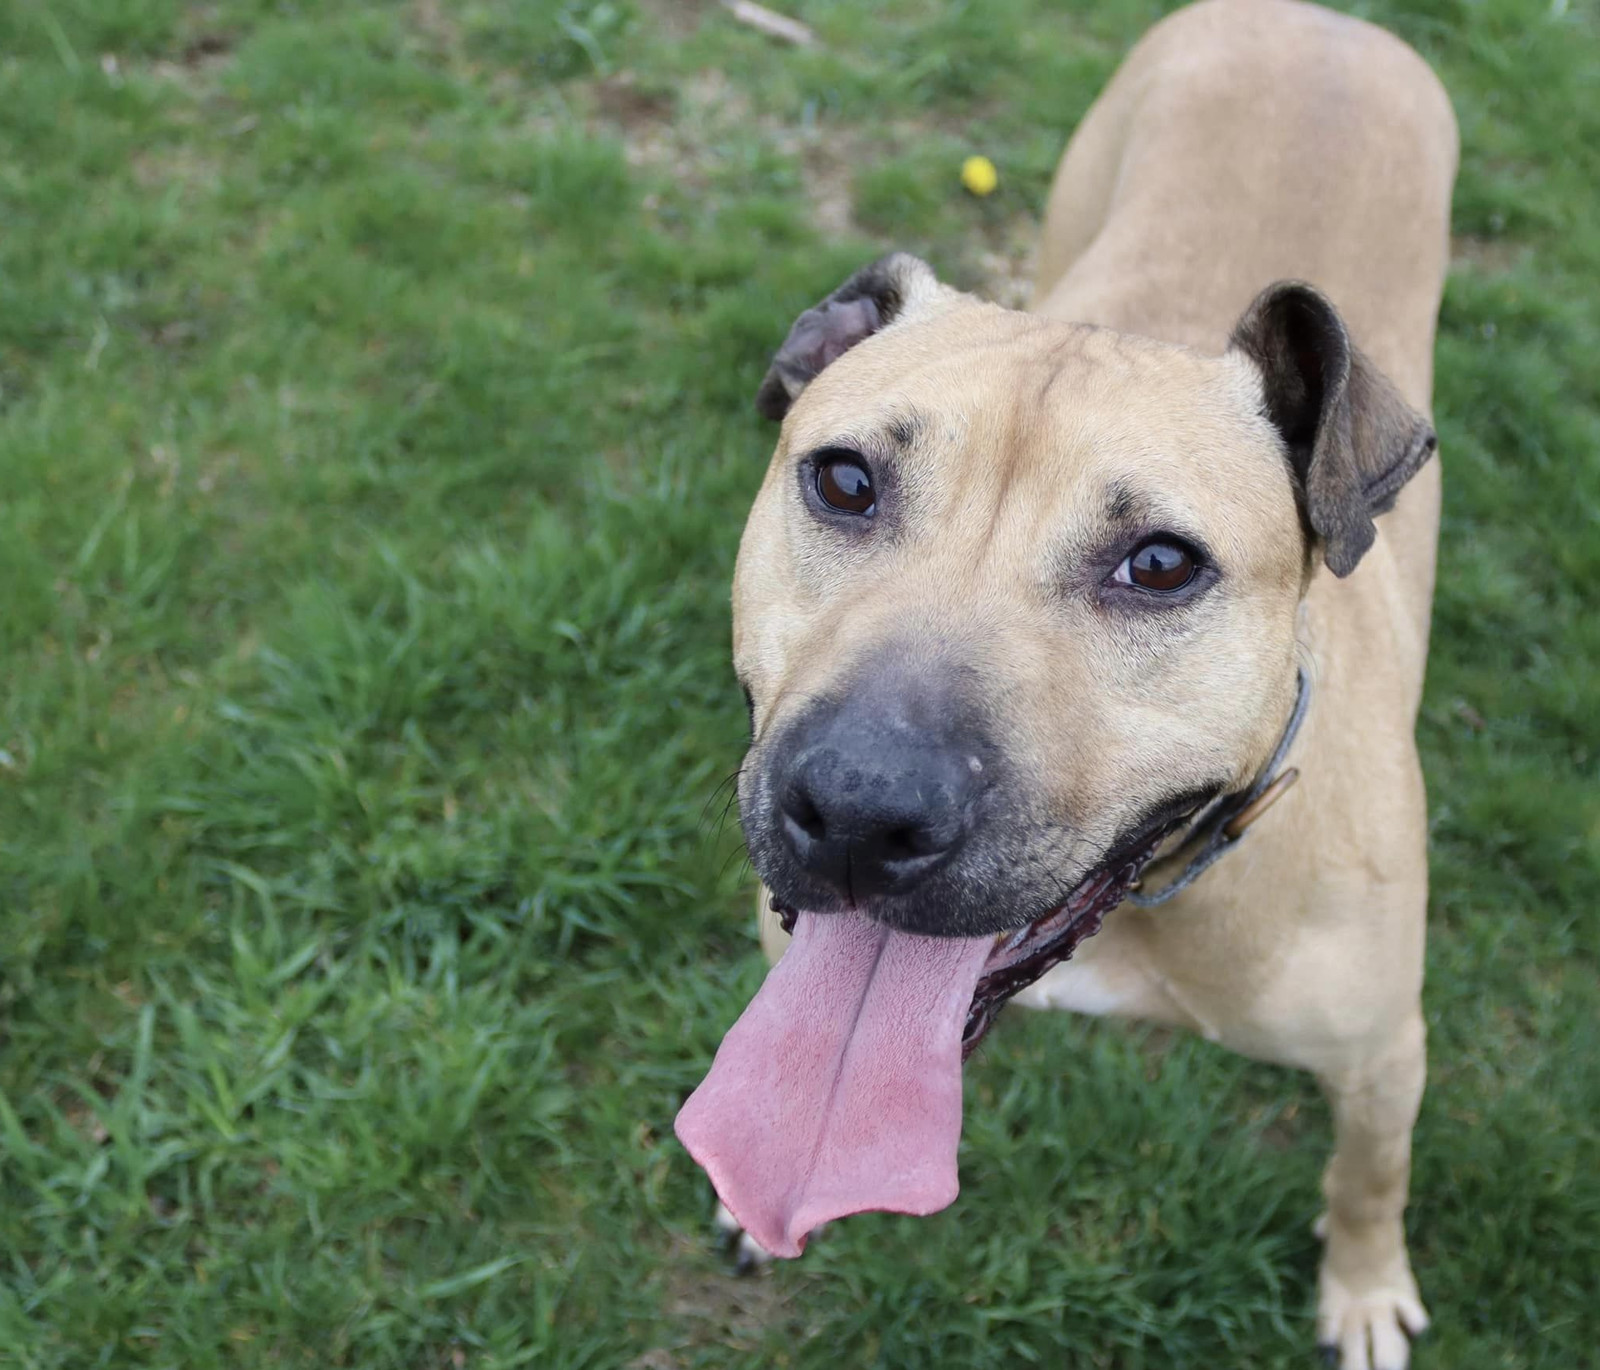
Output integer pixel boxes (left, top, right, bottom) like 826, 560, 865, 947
674, 2, 1457, 1367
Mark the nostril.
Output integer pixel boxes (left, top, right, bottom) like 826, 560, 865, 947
881, 825, 921, 860
782, 786, 827, 843
881, 819, 960, 863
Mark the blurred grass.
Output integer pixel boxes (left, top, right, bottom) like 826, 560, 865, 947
0, 0, 1596, 1365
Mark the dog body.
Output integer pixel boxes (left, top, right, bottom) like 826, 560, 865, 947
1021, 0, 1456, 1055
680, 3, 1457, 1366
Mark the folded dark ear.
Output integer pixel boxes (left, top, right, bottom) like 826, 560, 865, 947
755, 254, 945, 421
1229, 282, 1438, 577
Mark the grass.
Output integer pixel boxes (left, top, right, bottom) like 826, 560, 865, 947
0, 0, 1596, 1365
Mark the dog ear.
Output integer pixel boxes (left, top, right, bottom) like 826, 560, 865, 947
755, 254, 947, 421
1229, 282, 1437, 577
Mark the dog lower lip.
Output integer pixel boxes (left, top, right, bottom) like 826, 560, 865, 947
960, 838, 1161, 1057
770, 831, 1168, 1058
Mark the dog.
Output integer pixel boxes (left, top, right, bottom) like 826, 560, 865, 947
675, 2, 1457, 1366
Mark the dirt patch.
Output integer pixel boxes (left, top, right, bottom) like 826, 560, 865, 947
594, 71, 678, 129
578, 50, 1051, 291
411, 0, 462, 53
682, 67, 755, 132
802, 140, 859, 239
1254, 1099, 1306, 1153
181, 31, 233, 66
645, 1232, 812, 1357
1452, 234, 1525, 276
147, 28, 236, 92
974, 218, 1040, 310
131, 145, 223, 195
633, 0, 716, 45
584, 65, 863, 236
608, 68, 745, 181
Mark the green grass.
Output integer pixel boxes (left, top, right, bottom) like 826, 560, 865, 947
0, 0, 1596, 1365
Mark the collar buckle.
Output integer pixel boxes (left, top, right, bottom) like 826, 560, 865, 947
1221, 765, 1300, 840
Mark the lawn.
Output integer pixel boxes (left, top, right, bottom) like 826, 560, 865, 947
0, 0, 1597, 1365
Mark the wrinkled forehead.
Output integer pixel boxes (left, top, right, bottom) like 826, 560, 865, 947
780, 308, 1294, 564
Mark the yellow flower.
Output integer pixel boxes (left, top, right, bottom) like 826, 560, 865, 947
961, 155, 998, 197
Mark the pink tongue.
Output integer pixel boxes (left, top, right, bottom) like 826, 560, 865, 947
674, 912, 993, 1257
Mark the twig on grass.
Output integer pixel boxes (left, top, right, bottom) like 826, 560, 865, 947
721, 0, 817, 48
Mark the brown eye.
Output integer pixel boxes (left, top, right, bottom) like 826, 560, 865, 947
1118, 540, 1196, 592
815, 453, 876, 515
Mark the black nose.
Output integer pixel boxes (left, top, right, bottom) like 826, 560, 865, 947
777, 733, 976, 899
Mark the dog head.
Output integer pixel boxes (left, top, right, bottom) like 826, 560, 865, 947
733, 254, 1435, 937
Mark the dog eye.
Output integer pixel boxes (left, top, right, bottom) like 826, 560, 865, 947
1115, 539, 1196, 592
815, 452, 876, 516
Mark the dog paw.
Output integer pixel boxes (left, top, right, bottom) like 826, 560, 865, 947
713, 1200, 775, 1275
1315, 1234, 1429, 1370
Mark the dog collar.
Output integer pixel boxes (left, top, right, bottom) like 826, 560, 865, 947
1126, 666, 1310, 907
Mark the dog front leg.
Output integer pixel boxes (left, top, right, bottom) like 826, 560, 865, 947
1313, 1011, 1430, 1370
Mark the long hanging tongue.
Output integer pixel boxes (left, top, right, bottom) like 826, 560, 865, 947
674, 912, 993, 1258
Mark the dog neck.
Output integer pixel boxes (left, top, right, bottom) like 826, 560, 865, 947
1126, 667, 1310, 907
